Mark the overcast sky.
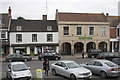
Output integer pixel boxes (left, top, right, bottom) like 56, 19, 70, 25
0, 0, 120, 20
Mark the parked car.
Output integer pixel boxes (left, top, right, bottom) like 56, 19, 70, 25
112, 58, 120, 65
81, 60, 120, 78
97, 52, 120, 61
87, 49, 103, 58
38, 52, 61, 61
51, 60, 92, 80
6, 53, 32, 62
6, 62, 32, 80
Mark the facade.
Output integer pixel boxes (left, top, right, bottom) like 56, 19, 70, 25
108, 16, 120, 52
9, 15, 59, 55
0, 7, 11, 56
56, 10, 110, 55
117, 23, 120, 52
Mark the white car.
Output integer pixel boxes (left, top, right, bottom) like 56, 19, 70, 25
51, 60, 92, 80
6, 62, 32, 80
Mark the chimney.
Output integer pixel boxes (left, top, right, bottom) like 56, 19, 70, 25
8, 6, 12, 16
43, 15, 47, 20
106, 13, 109, 17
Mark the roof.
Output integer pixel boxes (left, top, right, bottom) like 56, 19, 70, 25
93, 59, 111, 62
10, 19, 58, 32
10, 62, 25, 65
57, 60, 75, 63
110, 27, 117, 38
0, 13, 11, 28
107, 16, 120, 27
56, 12, 108, 22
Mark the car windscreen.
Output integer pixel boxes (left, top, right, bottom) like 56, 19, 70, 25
113, 59, 120, 65
66, 62, 80, 69
12, 64, 28, 71
104, 62, 117, 67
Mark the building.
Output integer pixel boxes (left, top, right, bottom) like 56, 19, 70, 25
9, 15, 58, 55
56, 10, 110, 55
117, 23, 120, 52
108, 16, 120, 52
0, 7, 11, 56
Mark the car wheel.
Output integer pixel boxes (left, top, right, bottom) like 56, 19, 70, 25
8, 59, 12, 62
52, 69, 57, 75
24, 58, 28, 62
55, 57, 59, 60
100, 71, 107, 79
41, 58, 44, 61
70, 74, 76, 80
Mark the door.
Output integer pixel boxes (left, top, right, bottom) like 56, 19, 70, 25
85, 61, 95, 73
16, 54, 24, 61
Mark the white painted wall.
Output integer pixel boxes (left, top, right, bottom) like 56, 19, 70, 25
10, 32, 58, 45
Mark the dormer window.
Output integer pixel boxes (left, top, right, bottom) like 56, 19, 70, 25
47, 26, 52, 31
16, 26, 22, 31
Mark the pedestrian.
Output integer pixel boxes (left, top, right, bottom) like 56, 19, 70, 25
43, 59, 50, 76
81, 50, 84, 58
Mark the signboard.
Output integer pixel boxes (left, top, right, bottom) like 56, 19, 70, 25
78, 37, 92, 39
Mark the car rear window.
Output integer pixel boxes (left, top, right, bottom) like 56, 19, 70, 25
105, 62, 117, 67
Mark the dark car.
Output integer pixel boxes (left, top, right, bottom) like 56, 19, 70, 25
38, 52, 61, 61
97, 52, 120, 61
87, 49, 103, 58
112, 58, 120, 65
6, 53, 32, 62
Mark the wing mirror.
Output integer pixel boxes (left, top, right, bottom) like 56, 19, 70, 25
8, 69, 11, 72
28, 67, 30, 69
64, 67, 68, 70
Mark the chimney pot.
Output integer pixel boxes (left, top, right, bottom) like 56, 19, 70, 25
106, 13, 109, 16
8, 6, 11, 16
43, 15, 47, 20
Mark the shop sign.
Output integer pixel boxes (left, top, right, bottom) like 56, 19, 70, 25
78, 37, 92, 39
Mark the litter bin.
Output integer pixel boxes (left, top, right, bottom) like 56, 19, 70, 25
36, 69, 43, 80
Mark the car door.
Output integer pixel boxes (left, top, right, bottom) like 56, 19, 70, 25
16, 54, 24, 61
85, 61, 95, 73
92, 61, 103, 74
11, 54, 17, 61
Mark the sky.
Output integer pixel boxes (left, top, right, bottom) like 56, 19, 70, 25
0, 0, 120, 20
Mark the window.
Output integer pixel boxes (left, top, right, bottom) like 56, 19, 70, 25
47, 34, 53, 42
47, 26, 52, 31
89, 27, 94, 35
117, 28, 120, 37
16, 26, 22, 31
1, 31, 5, 38
63, 27, 69, 35
100, 27, 106, 35
0, 19, 1, 24
16, 34, 22, 42
94, 61, 103, 66
32, 34, 37, 42
77, 27, 82, 35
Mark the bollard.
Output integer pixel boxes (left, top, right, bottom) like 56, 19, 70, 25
36, 69, 43, 80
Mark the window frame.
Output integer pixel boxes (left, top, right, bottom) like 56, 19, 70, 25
1, 31, 6, 38
89, 27, 94, 35
63, 27, 69, 35
100, 27, 106, 36
16, 34, 22, 42
47, 34, 53, 42
32, 34, 37, 42
77, 27, 82, 36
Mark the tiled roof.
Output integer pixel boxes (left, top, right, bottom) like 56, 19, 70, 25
10, 19, 58, 32
110, 27, 116, 38
0, 13, 11, 28
57, 12, 108, 22
108, 16, 120, 27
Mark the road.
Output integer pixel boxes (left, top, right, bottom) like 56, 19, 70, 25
1, 56, 120, 80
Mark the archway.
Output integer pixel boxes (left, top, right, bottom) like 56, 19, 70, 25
61, 42, 71, 55
74, 42, 84, 53
99, 42, 107, 52
87, 42, 96, 52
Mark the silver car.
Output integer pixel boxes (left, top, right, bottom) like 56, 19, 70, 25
51, 60, 92, 80
81, 59, 120, 78
6, 62, 32, 80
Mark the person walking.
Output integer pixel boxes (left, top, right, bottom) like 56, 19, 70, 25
43, 59, 50, 76
81, 50, 85, 58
